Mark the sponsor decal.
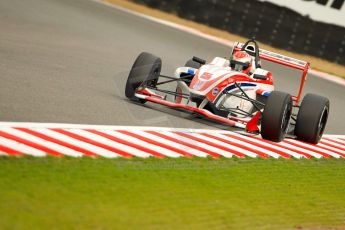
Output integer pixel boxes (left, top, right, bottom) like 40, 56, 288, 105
200, 73, 213, 80
212, 87, 219, 96
193, 81, 203, 90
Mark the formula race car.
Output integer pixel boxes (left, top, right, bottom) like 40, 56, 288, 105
125, 39, 329, 144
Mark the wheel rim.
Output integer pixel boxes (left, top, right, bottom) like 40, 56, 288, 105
146, 67, 159, 87
317, 106, 328, 140
280, 102, 292, 133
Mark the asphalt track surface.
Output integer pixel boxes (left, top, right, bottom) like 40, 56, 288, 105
1, 0, 344, 134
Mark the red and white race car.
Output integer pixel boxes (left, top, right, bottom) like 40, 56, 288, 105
125, 39, 329, 144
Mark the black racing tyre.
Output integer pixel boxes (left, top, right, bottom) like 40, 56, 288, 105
294, 94, 329, 144
125, 52, 161, 103
261, 91, 292, 142
184, 59, 202, 69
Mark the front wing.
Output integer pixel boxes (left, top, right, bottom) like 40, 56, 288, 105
135, 88, 247, 129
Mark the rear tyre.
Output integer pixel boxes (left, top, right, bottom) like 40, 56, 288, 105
125, 52, 161, 103
294, 94, 329, 144
261, 91, 292, 142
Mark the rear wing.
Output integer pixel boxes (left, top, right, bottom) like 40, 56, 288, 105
233, 42, 310, 104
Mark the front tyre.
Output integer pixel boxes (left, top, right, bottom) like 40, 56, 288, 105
261, 91, 292, 142
294, 94, 329, 144
125, 52, 161, 103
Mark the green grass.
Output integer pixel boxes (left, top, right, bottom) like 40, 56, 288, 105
0, 157, 345, 230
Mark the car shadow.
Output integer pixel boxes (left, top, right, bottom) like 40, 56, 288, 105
122, 97, 243, 132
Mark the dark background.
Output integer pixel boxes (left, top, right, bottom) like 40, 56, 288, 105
130, 0, 345, 65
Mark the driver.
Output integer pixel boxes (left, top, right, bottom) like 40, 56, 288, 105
230, 50, 254, 75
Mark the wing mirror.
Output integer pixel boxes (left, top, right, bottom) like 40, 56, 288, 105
253, 74, 267, 80
192, 56, 206, 65
252, 68, 269, 80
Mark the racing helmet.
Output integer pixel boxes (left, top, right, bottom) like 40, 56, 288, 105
230, 51, 252, 74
